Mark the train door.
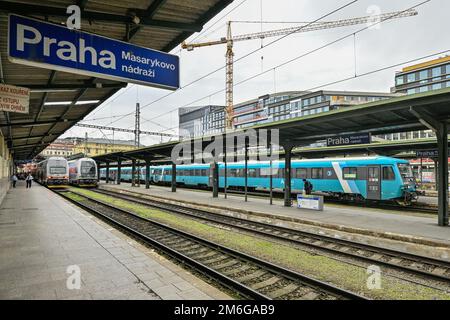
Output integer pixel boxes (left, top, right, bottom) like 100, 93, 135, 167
367, 166, 381, 200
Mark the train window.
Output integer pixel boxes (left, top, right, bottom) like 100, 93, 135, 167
343, 167, 358, 180
295, 168, 307, 179
311, 168, 323, 179
166, 170, 172, 176
382, 166, 395, 180
202, 169, 208, 176
248, 169, 257, 178
368, 167, 379, 180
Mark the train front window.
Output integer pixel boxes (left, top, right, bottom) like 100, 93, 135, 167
81, 162, 96, 177
50, 167, 66, 174
398, 164, 414, 181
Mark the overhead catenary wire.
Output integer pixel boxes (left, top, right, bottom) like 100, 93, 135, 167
83, 0, 250, 124
155, 0, 431, 113
96, 0, 359, 129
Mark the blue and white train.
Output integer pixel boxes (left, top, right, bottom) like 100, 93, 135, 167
100, 156, 418, 203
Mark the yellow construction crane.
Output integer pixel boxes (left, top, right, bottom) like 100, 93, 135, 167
182, 9, 418, 129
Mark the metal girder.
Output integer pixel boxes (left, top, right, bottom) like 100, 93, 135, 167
409, 107, 440, 132
35, 70, 57, 122
162, 0, 234, 52
0, 119, 78, 128
21, 82, 127, 91
0, 2, 202, 33
77, 0, 89, 11
11, 142, 50, 149
127, 0, 167, 41
8, 134, 48, 141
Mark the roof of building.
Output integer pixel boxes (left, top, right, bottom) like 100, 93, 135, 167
401, 55, 450, 73
92, 87, 450, 164
0, 0, 234, 160
234, 91, 305, 108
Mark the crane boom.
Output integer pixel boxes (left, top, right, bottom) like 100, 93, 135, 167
181, 9, 419, 129
183, 9, 417, 49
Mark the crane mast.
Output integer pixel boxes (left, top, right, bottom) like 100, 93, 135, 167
181, 9, 418, 129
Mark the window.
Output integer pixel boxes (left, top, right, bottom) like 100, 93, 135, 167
432, 67, 441, 79
419, 70, 428, 80
368, 167, 379, 182
382, 166, 395, 180
343, 167, 357, 180
432, 83, 442, 90
396, 76, 404, 86
419, 86, 428, 93
407, 88, 416, 95
295, 168, 307, 179
407, 73, 416, 83
50, 167, 66, 174
248, 169, 257, 178
311, 168, 323, 179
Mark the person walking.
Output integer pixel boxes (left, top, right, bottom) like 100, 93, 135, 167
26, 173, 34, 189
11, 174, 18, 188
303, 179, 313, 195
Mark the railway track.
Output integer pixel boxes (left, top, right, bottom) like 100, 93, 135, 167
91, 188, 450, 283
57, 189, 366, 300
140, 183, 439, 215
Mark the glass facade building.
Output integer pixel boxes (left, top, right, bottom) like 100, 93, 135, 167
179, 91, 395, 138
393, 56, 450, 95
381, 56, 450, 142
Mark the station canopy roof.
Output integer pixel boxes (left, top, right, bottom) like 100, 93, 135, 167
293, 138, 440, 159
0, 0, 234, 160
93, 87, 450, 165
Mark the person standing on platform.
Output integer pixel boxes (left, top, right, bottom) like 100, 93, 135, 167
303, 179, 313, 195
26, 173, 34, 189
11, 174, 18, 188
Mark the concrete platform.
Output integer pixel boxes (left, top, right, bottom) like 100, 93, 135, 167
99, 182, 450, 260
0, 181, 230, 300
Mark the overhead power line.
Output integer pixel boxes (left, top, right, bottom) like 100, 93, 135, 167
97, 0, 359, 128
74, 123, 178, 138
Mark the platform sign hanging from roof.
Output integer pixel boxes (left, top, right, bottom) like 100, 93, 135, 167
7, 14, 180, 90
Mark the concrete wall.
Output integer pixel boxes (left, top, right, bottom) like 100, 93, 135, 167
0, 132, 12, 205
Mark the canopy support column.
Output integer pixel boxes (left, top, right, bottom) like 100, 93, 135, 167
145, 159, 150, 189
96, 162, 101, 182
212, 162, 219, 198
131, 160, 136, 187
437, 123, 449, 226
244, 136, 249, 202
283, 144, 293, 207
117, 159, 122, 185
171, 162, 177, 193
106, 162, 110, 184
410, 107, 448, 226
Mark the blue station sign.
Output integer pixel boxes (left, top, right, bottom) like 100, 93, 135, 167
327, 133, 372, 147
8, 14, 180, 90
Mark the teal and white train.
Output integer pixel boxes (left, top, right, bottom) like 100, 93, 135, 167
100, 156, 418, 203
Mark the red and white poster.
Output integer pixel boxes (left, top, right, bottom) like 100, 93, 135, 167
0, 83, 29, 114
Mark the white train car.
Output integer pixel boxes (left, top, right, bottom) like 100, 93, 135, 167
36, 157, 69, 187
68, 158, 98, 187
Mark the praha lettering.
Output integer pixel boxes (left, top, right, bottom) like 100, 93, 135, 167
16, 24, 116, 69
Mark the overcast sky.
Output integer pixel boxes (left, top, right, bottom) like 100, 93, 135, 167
62, 0, 450, 146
